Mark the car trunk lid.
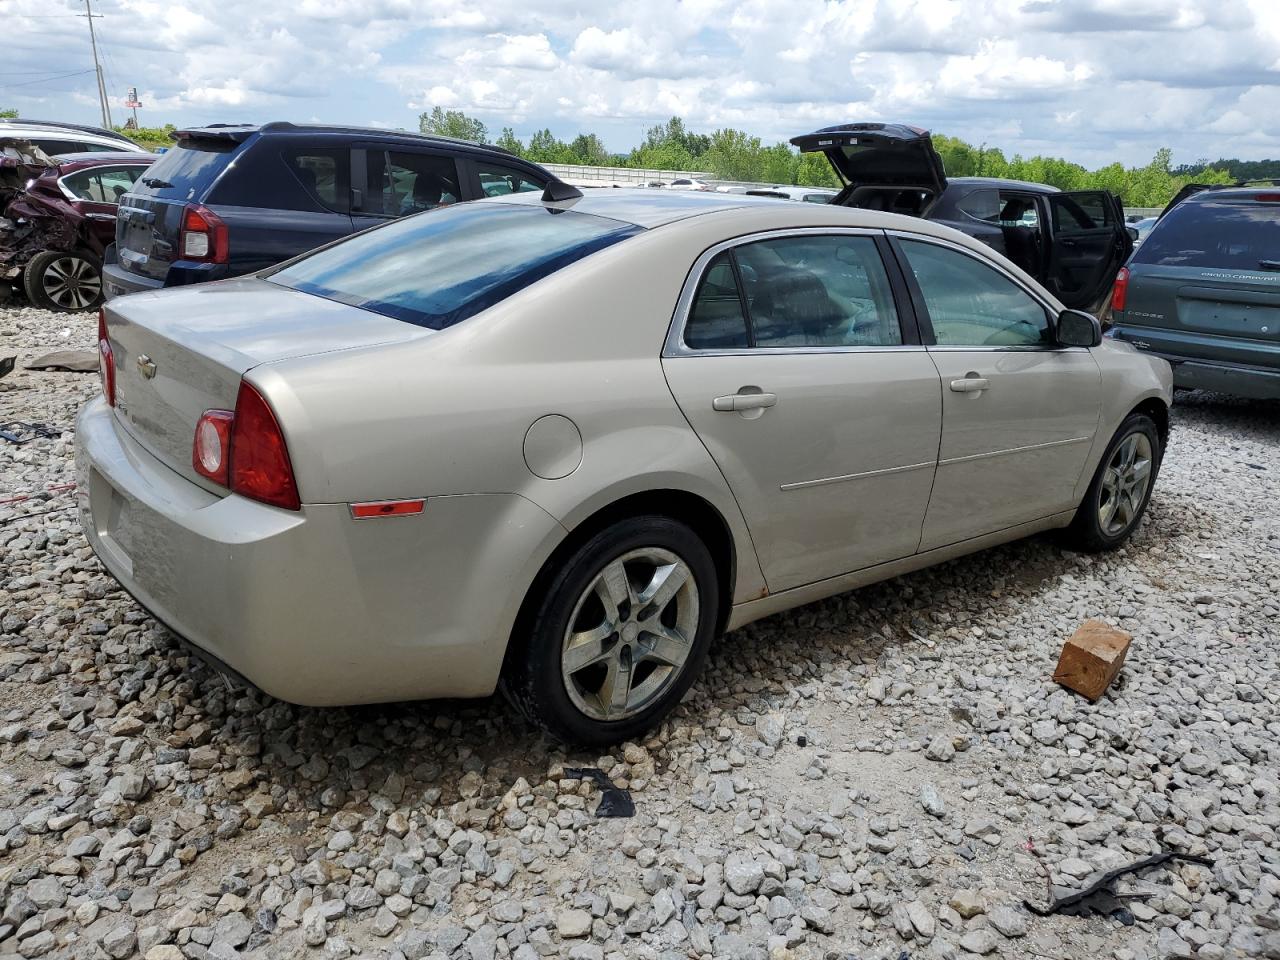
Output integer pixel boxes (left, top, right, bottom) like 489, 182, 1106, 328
104, 277, 429, 492
114, 129, 251, 282
790, 123, 948, 197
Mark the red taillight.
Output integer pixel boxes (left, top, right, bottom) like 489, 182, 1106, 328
180, 204, 229, 263
1256, 193, 1280, 203
192, 410, 233, 486
97, 308, 115, 406
1111, 266, 1130, 312
191, 381, 300, 510
230, 381, 300, 510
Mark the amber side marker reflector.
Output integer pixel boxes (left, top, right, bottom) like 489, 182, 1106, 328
350, 499, 425, 520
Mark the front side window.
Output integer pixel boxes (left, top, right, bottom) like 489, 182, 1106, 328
899, 239, 1051, 347
61, 165, 142, 203
476, 162, 544, 197
684, 235, 902, 349
268, 203, 641, 330
365, 151, 461, 216
1050, 192, 1113, 234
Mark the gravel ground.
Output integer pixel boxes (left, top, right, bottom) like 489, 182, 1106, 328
1, 302, 1278, 960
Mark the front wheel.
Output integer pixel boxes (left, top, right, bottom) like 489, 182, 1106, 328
1065, 413, 1162, 552
502, 516, 719, 746
23, 250, 104, 312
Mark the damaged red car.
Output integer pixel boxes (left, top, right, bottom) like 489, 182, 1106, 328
1, 144, 152, 311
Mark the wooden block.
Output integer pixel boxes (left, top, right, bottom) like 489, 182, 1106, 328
1053, 619, 1132, 702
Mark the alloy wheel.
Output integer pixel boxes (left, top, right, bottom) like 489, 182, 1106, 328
561, 547, 699, 722
1098, 432, 1153, 537
41, 256, 102, 310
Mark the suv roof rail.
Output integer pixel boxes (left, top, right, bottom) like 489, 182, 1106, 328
0, 117, 135, 145
254, 121, 517, 157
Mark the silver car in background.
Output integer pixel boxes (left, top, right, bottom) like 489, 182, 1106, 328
76, 189, 1172, 744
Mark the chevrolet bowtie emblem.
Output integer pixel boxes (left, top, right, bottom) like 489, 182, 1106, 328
136, 354, 157, 379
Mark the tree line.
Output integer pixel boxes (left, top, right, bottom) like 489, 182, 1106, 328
0, 106, 1247, 207
421, 107, 1239, 208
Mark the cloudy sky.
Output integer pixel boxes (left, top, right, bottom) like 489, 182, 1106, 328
4, 0, 1279, 168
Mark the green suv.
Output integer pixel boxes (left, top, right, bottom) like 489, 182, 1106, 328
1108, 185, 1280, 399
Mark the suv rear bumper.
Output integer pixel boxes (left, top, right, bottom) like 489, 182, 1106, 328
102, 243, 231, 300
1108, 324, 1280, 400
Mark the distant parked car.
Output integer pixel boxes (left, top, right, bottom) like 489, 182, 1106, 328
1108, 186, 1280, 399
792, 122, 1133, 314
744, 186, 838, 203
1129, 216, 1157, 247
79, 188, 1170, 743
0, 119, 149, 157
667, 177, 712, 191
103, 122, 552, 299
1, 149, 153, 310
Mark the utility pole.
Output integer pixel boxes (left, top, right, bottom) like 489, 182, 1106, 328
83, 0, 112, 129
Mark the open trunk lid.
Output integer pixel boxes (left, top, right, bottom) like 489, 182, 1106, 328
114, 128, 252, 282
104, 277, 428, 492
790, 123, 947, 196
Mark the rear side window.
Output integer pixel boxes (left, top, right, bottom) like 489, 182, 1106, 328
128, 140, 238, 198
686, 253, 750, 349
956, 189, 1000, 222
267, 202, 642, 329
1133, 198, 1280, 271
284, 148, 350, 213
476, 162, 544, 197
60, 165, 142, 203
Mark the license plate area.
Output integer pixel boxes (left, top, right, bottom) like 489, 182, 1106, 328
90, 467, 134, 577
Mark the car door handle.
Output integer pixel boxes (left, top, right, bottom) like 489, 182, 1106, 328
713, 391, 777, 412
949, 377, 989, 393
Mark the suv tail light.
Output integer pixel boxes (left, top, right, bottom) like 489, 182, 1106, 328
190, 381, 300, 511
97, 308, 115, 406
1111, 266, 1130, 312
1256, 193, 1280, 203
180, 204, 229, 263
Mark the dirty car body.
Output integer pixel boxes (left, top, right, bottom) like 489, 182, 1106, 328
793, 123, 1133, 315
76, 189, 1171, 743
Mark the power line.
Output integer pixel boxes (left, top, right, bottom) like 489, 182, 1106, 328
0, 69, 96, 90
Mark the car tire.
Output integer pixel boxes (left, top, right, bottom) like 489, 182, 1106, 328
23, 250, 104, 312
1065, 413, 1162, 552
503, 515, 720, 746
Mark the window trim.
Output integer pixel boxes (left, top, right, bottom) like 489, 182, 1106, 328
885, 231, 1082, 352
663, 227, 924, 358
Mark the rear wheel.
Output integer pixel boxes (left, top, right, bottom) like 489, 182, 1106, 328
503, 516, 719, 745
1065, 413, 1162, 552
24, 250, 104, 312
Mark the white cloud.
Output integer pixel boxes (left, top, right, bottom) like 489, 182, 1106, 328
2, 0, 1277, 166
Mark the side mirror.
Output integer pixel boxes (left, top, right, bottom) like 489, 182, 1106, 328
1126, 226, 1139, 241
1057, 308, 1102, 348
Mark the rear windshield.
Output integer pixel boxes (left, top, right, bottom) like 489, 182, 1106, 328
126, 140, 239, 199
267, 202, 642, 329
1134, 197, 1280, 271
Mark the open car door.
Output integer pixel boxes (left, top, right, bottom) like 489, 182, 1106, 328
791, 123, 947, 212
1044, 190, 1133, 312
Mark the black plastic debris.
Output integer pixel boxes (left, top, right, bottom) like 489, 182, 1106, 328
0, 355, 14, 379
1025, 851, 1213, 925
0, 421, 61, 444
563, 767, 635, 818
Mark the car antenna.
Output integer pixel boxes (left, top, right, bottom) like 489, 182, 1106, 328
542, 179, 583, 203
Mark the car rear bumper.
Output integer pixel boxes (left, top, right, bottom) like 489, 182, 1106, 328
75, 396, 566, 706
1169, 357, 1280, 400
1107, 324, 1280, 400
102, 247, 233, 300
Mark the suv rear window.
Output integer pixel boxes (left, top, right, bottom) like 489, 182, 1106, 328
267, 202, 642, 329
127, 140, 238, 199
1133, 196, 1280, 271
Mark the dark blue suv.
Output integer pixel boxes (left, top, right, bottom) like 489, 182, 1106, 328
103, 122, 551, 298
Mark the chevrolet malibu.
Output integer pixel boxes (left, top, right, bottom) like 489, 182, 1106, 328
76, 187, 1172, 744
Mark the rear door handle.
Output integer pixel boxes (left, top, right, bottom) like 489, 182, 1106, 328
713, 391, 777, 412
949, 377, 989, 393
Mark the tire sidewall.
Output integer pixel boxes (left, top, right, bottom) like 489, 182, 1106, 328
1081, 414, 1162, 549
24, 250, 104, 312
513, 516, 719, 746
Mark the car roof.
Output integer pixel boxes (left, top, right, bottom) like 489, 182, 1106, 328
0, 118, 138, 146
174, 121, 527, 159
489, 188, 786, 228
52, 151, 154, 170
947, 176, 1060, 194
1182, 185, 1279, 202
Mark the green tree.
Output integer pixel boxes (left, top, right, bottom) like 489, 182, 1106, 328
419, 107, 488, 144
526, 128, 576, 164
494, 127, 523, 156
0, 107, 17, 119
569, 133, 610, 166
